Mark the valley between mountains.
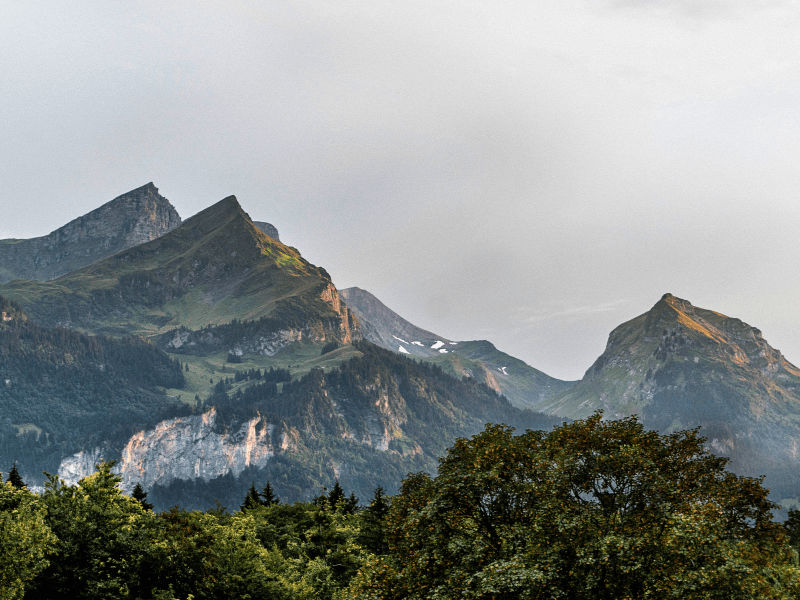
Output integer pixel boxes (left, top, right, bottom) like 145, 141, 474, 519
2, 183, 800, 511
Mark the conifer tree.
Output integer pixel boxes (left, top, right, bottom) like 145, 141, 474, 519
7, 462, 25, 489
358, 486, 390, 554
240, 482, 262, 511
131, 482, 153, 511
328, 480, 345, 509
261, 481, 280, 506
344, 492, 360, 515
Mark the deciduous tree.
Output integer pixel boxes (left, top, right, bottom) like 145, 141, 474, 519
350, 414, 800, 599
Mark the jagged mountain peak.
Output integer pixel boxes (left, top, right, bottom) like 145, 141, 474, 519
541, 294, 800, 495
0, 183, 181, 284
0, 191, 358, 343
576, 294, 800, 397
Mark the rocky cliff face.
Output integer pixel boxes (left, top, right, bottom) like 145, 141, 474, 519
56, 400, 402, 493
0, 183, 181, 284
58, 408, 288, 492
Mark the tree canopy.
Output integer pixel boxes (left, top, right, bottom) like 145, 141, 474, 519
349, 413, 800, 600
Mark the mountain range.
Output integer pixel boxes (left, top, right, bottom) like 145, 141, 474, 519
0, 185, 560, 508
2, 184, 800, 510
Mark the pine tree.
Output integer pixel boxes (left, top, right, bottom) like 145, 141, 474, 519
328, 480, 345, 509
131, 482, 154, 510
358, 486, 390, 554
344, 492, 360, 514
7, 462, 25, 489
261, 481, 280, 506
240, 482, 262, 511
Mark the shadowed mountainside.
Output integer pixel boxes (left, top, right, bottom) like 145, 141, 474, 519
0, 183, 181, 284
0, 195, 359, 348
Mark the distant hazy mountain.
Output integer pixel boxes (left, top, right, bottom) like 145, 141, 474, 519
340, 286, 576, 409
0, 183, 181, 284
543, 293, 800, 497
339, 287, 450, 357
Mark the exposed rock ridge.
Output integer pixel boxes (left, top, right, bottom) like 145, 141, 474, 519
0, 183, 181, 284
0, 192, 361, 345
253, 221, 280, 242
57, 401, 401, 492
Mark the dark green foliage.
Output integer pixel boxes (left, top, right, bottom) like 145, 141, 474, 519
27, 463, 150, 600
0, 298, 188, 483
261, 481, 279, 506
350, 415, 799, 600
131, 482, 153, 511
326, 480, 345, 507
358, 486, 390, 555
785, 508, 800, 550
241, 481, 262, 511
321, 340, 339, 355
136, 506, 220, 599
7, 461, 25, 489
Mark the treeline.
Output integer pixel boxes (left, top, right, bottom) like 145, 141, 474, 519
5, 416, 800, 599
205, 340, 561, 454
0, 296, 188, 482
1, 463, 388, 600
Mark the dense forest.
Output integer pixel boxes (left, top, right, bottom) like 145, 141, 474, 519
0, 296, 188, 481
3, 416, 800, 600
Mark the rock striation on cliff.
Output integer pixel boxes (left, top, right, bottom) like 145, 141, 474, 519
0, 183, 181, 284
58, 409, 290, 493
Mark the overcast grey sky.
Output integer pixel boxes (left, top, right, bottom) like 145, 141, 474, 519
2, 1, 799, 380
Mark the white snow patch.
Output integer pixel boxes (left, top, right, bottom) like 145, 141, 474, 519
398, 346, 410, 354
392, 335, 409, 344
438, 349, 448, 354
411, 341, 424, 347
498, 367, 508, 375
449, 342, 457, 345
431, 341, 445, 350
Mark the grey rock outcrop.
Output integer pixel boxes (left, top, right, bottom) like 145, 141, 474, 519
0, 183, 181, 284
56, 405, 400, 492
253, 221, 280, 243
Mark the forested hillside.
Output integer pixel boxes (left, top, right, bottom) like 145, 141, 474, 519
147, 340, 563, 509
0, 296, 188, 483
